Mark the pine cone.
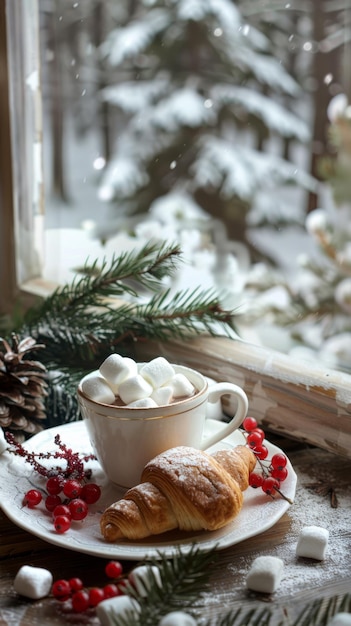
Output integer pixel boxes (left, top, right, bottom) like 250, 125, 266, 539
0, 334, 48, 441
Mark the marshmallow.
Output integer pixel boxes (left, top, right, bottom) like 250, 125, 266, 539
81, 373, 115, 404
128, 397, 158, 408
96, 595, 140, 626
296, 525, 329, 560
140, 357, 175, 388
13, 565, 53, 599
0, 428, 8, 455
159, 612, 197, 626
118, 374, 153, 405
151, 386, 173, 406
246, 556, 284, 594
99, 354, 137, 392
129, 565, 162, 597
169, 373, 195, 398
329, 614, 351, 626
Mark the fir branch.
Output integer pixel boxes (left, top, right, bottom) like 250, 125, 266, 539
130, 287, 236, 340
143, 544, 217, 611
110, 545, 218, 626
203, 607, 272, 626
24, 242, 182, 325
8, 242, 237, 425
20, 287, 234, 380
104, 541, 351, 626
292, 594, 351, 626
16, 248, 235, 377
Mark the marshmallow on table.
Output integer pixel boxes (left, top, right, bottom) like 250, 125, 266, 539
129, 565, 162, 597
99, 354, 137, 393
140, 356, 175, 388
296, 525, 329, 560
246, 556, 284, 594
81, 373, 115, 404
14, 565, 53, 599
96, 595, 140, 626
118, 374, 153, 405
159, 612, 197, 626
169, 373, 195, 398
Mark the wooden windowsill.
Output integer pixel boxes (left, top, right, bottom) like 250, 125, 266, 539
135, 335, 351, 460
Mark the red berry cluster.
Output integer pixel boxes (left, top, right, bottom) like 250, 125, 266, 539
23, 476, 101, 533
242, 416, 289, 500
6, 432, 96, 481
52, 561, 125, 613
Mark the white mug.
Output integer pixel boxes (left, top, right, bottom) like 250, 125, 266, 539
77, 363, 248, 488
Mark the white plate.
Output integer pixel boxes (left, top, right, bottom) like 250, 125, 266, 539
0, 420, 297, 560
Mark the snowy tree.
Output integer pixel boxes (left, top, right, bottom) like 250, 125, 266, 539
97, 0, 316, 248
239, 95, 351, 372
40, 0, 128, 200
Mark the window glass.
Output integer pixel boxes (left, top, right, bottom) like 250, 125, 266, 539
8, 1, 351, 371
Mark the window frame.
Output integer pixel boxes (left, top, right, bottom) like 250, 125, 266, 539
0, 0, 17, 316
0, 0, 47, 318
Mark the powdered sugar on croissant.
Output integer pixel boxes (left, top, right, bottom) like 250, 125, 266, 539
100, 445, 256, 542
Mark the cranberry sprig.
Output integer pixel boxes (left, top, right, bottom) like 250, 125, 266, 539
52, 561, 125, 613
6, 432, 96, 481
11, 432, 102, 533
242, 416, 293, 504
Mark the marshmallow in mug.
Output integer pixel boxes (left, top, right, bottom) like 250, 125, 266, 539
81, 355, 197, 407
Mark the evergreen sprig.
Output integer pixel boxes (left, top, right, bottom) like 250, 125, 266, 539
4, 241, 237, 423
28, 242, 183, 321
18, 242, 235, 383
202, 606, 272, 626
293, 593, 351, 626
110, 545, 217, 626
103, 544, 351, 626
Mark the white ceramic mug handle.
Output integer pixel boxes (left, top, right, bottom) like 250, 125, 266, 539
199, 383, 248, 450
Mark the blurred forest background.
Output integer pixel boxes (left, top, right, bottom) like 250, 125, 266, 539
38, 0, 351, 372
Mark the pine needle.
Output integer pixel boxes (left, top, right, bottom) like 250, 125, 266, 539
137, 545, 216, 624
292, 593, 351, 626
103, 542, 351, 626
108, 545, 218, 626
17, 243, 235, 378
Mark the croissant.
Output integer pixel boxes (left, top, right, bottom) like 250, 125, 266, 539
100, 445, 256, 542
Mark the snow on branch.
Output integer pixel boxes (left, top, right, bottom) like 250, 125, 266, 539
101, 78, 170, 113
149, 190, 208, 224
102, 9, 170, 66
98, 156, 148, 201
224, 44, 301, 95
145, 87, 216, 131
176, 0, 241, 31
212, 85, 310, 141
192, 137, 317, 200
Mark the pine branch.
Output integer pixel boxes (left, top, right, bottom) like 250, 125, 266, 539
143, 544, 217, 612
6, 242, 237, 426
107, 567, 351, 626
110, 545, 218, 626
204, 607, 272, 626
17, 245, 235, 379
24, 242, 183, 325
129, 287, 235, 341
102, 544, 351, 626
293, 593, 351, 626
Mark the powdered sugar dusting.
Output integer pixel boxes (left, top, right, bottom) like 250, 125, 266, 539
208, 461, 351, 605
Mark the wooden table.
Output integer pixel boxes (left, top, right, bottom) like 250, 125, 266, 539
1, 439, 350, 626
